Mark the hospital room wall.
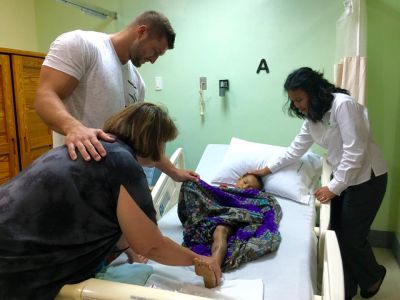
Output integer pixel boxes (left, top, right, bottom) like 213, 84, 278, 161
27, 0, 399, 245
0, 0, 38, 50
133, 0, 341, 166
34, 0, 120, 45
366, 0, 400, 251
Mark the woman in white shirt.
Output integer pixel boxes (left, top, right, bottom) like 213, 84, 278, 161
251, 67, 387, 300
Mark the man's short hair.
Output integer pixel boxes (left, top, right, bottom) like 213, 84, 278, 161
134, 10, 176, 49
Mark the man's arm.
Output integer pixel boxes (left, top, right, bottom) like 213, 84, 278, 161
154, 154, 199, 182
35, 66, 114, 161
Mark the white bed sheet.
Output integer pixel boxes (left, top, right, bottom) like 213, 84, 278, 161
149, 144, 317, 300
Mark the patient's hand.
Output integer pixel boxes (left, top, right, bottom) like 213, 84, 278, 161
218, 184, 228, 189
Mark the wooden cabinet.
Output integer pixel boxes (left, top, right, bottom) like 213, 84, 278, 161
0, 48, 52, 184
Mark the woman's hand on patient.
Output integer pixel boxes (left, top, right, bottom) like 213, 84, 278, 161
314, 186, 336, 203
247, 167, 271, 177
154, 156, 199, 182
170, 169, 200, 182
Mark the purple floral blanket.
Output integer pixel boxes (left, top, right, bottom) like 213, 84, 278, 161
178, 179, 282, 271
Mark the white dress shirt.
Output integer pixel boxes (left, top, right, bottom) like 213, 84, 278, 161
268, 93, 387, 195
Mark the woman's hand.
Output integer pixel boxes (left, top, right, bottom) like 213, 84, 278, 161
247, 166, 271, 177
155, 156, 199, 182
125, 248, 149, 264
171, 169, 200, 182
314, 186, 336, 203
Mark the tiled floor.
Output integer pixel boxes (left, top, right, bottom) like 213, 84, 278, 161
353, 248, 400, 300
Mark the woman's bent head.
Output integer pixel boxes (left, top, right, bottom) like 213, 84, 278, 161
104, 102, 178, 161
284, 67, 349, 122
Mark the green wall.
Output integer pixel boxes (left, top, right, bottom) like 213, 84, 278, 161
367, 0, 400, 240
34, 0, 399, 236
129, 0, 341, 167
35, 0, 119, 50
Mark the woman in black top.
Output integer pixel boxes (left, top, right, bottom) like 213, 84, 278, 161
0, 102, 221, 300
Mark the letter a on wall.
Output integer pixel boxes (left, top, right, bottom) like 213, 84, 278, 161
257, 59, 270, 74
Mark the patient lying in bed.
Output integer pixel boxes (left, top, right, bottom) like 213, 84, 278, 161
178, 174, 282, 288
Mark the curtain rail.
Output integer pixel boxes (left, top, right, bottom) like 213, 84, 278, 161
56, 0, 117, 20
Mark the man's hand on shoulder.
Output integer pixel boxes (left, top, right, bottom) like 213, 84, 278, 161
65, 125, 115, 161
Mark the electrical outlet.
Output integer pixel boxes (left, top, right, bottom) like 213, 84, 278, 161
200, 77, 207, 90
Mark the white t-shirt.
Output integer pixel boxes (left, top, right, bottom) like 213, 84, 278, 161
43, 30, 145, 146
268, 93, 387, 195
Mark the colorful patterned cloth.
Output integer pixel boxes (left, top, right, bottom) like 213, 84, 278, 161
178, 180, 282, 271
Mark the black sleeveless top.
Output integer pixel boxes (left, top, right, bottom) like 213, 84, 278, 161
0, 139, 156, 299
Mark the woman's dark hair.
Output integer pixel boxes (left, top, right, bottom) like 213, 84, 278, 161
255, 175, 264, 190
103, 102, 178, 161
283, 67, 350, 122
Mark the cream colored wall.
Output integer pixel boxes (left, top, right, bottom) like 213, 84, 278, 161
0, 0, 38, 51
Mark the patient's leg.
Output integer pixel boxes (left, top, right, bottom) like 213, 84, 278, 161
195, 225, 231, 288
194, 258, 217, 288
211, 225, 231, 266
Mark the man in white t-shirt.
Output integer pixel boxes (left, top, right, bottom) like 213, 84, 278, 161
35, 10, 198, 182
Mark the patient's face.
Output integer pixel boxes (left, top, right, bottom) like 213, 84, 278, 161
235, 174, 261, 190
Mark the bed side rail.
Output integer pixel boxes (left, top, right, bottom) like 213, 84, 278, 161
314, 157, 333, 295
314, 230, 344, 300
56, 278, 213, 300
151, 147, 185, 220
315, 157, 332, 254
317, 157, 333, 234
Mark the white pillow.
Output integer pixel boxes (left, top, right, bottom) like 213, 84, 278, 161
211, 137, 322, 204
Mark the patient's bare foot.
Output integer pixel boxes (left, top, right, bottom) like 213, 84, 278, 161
194, 258, 218, 288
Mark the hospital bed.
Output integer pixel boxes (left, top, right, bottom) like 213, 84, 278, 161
56, 144, 344, 300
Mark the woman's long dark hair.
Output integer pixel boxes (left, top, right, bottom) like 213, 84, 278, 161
284, 67, 350, 122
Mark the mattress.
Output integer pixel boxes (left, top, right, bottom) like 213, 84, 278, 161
149, 144, 317, 300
